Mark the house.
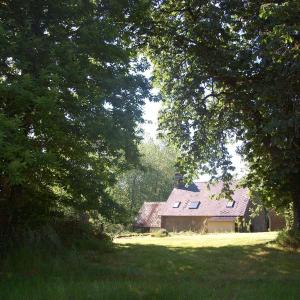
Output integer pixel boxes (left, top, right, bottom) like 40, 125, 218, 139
134, 202, 165, 232
135, 181, 285, 233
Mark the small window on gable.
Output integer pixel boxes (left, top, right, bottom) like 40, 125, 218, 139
188, 201, 200, 209
173, 201, 181, 208
226, 200, 235, 208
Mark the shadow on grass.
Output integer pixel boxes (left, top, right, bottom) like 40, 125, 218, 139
110, 241, 300, 281
0, 241, 300, 299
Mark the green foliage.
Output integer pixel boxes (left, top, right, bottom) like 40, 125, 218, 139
110, 140, 177, 223
0, 216, 112, 254
114, 232, 150, 238
283, 203, 294, 230
142, 0, 300, 228
0, 1, 152, 229
277, 229, 300, 250
51, 217, 112, 250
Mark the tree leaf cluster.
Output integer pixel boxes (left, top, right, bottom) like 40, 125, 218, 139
110, 141, 177, 224
0, 0, 152, 227
142, 0, 300, 226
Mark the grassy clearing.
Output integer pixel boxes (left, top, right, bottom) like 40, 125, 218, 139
116, 231, 279, 248
1, 232, 300, 299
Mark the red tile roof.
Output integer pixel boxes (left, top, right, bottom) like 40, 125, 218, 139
160, 182, 249, 217
208, 216, 237, 222
135, 202, 165, 228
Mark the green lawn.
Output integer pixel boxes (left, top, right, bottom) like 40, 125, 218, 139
1, 232, 300, 299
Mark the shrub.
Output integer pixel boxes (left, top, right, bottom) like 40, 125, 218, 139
276, 229, 300, 249
0, 216, 113, 255
151, 229, 169, 237
51, 218, 113, 252
115, 232, 150, 238
104, 223, 128, 237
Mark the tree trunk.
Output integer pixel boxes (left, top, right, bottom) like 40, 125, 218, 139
293, 198, 300, 231
130, 175, 137, 214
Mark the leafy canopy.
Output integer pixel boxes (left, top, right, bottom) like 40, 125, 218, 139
0, 0, 152, 225
143, 0, 300, 223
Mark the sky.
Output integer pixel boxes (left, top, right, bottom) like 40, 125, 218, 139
142, 99, 247, 181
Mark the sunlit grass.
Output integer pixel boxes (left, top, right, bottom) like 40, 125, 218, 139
116, 232, 279, 248
1, 232, 300, 299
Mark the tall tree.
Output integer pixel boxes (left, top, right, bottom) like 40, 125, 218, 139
143, 1, 300, 229
111, 141, 177, 223
0, 0, 151, 228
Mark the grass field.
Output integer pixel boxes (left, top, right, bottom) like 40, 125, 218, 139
1, 232, 300, 299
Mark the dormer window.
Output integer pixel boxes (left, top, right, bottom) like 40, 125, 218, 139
188, 201, 200, 209
173, 201, 181, 208
226, 200, 235, 208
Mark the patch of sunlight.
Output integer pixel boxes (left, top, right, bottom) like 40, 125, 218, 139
178, 265, 193, 272
278, 269, 290, 275
115, 232, 278, 248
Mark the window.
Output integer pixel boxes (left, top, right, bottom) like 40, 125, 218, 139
173, 201, 181, 208
188, 201, 200, 209
226, 200, 235, 208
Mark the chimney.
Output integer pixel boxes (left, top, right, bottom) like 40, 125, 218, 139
174, 173, 184, 188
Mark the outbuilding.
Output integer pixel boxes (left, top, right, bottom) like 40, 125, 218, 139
135, 181, 285, 233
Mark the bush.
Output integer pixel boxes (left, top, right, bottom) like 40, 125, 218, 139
49, 218, 113, 252
151, 229, 169, 237
104, 223, 127, 237
115, 232, 150, 238
0, 217, 113, 255
276, 229, 300, 249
